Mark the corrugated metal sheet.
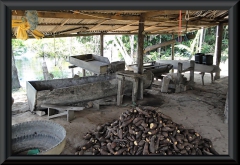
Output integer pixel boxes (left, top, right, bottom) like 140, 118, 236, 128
11, 10, 228, 38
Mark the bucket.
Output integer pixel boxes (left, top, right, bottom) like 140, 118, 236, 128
202, 55, 213, 65
195, 53, 205, 64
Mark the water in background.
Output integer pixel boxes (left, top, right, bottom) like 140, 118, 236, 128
14, 51, 83, 88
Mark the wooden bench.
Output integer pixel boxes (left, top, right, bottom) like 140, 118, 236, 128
41, 104, 85, 122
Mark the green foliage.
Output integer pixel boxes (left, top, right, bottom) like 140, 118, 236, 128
24, 38, 73, 60
76, 36, 100, 54
201, 42, 215, 54
12, 39, 27, 56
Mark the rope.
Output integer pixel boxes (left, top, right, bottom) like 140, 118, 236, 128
185, 10, 190, 21
185, 20, 188, 33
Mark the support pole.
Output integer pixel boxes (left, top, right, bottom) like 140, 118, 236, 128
214, 22, 223, 80
137, 14, 145, 100
171, 34, 175, 73
100, 33, 104, 56
72, 68, 74, 77
198, 28, 204, 53
82, 69, 86, 77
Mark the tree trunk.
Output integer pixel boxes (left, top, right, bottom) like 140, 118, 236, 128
42, 60, 53, 80
198, 28, 204, 53
12, 55, 21, 89
113, 36, 133, 65
130, 35, 134, 58
144, 39, 176, 54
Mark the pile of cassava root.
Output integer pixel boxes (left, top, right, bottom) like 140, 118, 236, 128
75, 106, 219, 155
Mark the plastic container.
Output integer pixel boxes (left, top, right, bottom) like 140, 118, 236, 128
195, 53, 205, 64
202, 55, 213, 65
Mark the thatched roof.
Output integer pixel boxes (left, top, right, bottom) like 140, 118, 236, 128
12, 10, 228, 38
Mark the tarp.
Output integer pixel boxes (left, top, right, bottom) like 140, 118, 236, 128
12, 18, 44, 40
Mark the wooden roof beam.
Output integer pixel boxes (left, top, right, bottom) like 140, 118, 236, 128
52, 19, 69, 33
12, 10, 174, 23
110, 21, 139, 32
143, 10, 186, 18
88, 19, 109, 31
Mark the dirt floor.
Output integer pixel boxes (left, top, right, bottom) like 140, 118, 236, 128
12, 70, 228, 155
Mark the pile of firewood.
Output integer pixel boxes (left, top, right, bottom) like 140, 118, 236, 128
75, 106, 219, 155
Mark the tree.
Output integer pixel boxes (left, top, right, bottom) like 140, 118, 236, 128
12, 39, 25, 89
12, 50, 21, 89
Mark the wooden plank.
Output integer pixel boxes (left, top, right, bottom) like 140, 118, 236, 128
144, 39, 176, 54
48, 111, 68, 119
42, 104, 85, 111
181, 67, 193, 73
12, 10, 147, 22
143, 10, 187, 18
89, 20, 109, 31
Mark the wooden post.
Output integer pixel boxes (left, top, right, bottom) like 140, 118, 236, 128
67, 110, 75, 122
177, 62, 182, 83
137, 14, 144, 100
100, 33, 104, 56
72, 68, 74, 77
137, 14, 144, 74
132, 78, 139, 103
198, 28, 204, 53
82, 68, 86, 77
117, 77, 125, 106
190, 60, 195, 83
214, 22, 223, 80
171, 34, 175, 73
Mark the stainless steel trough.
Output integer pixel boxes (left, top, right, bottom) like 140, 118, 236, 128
69, 54, 110, 75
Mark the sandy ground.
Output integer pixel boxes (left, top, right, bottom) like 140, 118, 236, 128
12, 63, 229, 155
